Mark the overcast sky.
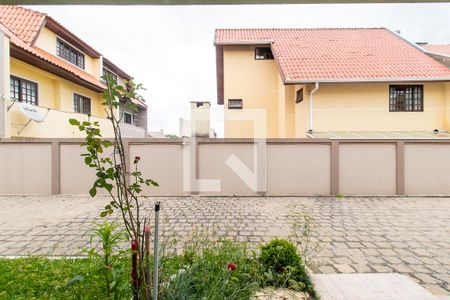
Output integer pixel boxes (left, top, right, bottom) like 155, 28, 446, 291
29, 3, 450, 136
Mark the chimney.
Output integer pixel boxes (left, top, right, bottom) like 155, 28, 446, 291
190, 101, 211, 137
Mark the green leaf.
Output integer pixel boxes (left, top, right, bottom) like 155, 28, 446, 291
84, 157, 92, 165
89, 187, 97, 197
69, 119, 80, 126
105, 183, 113, 192
100, 211, 108, 218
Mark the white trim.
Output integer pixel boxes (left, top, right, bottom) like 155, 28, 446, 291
285, 77, 450, 84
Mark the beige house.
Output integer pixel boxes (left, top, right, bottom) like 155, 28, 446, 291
215, 28, 450, 138
0, 5, 147, 139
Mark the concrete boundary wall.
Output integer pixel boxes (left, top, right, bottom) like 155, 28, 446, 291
1, 138, 450, 196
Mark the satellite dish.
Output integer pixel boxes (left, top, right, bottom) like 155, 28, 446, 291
20, 103, 48, 122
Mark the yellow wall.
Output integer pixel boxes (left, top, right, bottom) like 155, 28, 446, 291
34, 26, 101, 78
1, 32, 10, 137
222, 45, 450, 138
10, 58, 104, 116
306, 82, 446, 133
445, 83, 450, 129
9, 58, 110, 138
223, 45, 279, 138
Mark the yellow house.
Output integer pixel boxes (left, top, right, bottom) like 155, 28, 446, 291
0, 5, 147, 139
215, 28, 450, 138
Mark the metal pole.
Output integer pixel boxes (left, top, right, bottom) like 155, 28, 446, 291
153, 201, 160, 300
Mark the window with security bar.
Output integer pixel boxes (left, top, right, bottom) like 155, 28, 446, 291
57, 38, 85, 69
74, 93, 91, 114
10, 76, 38, 105
389, 85, 423, 112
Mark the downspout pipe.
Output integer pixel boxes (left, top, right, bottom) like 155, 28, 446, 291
308, 82, 320, 132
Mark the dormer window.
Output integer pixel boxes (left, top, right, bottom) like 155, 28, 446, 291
255, 47, 274, 60
103, 67, 118, 82
57, 38, 85, 69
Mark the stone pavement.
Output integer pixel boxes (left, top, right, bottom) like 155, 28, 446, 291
311, 273, 438, 300
0, 195, 449, 296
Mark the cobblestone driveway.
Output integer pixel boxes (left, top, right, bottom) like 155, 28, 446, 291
0, 196, 449, 296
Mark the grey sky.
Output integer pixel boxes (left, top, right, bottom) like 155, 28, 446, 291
29, 3, 450, 136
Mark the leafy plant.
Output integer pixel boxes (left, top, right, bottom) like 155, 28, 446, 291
159, 240, 260, 300
259, 239, 316, 298
260, 239, 301, 272
289, 213, 322, 267
84, 220, 129, 299
69, 74, 158, 299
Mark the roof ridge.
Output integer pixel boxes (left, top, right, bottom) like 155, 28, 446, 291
425, 43, 450, 46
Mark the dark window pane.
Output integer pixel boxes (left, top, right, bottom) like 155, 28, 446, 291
228, 99, 243, 109
389, 85, 423, 112
57, 39, 85, 69
255, 47, 274, 60
10, 76, 37, 105
74, 93, 91, 114
124, 112, 132, 124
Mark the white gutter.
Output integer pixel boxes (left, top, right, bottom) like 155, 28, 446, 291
309, 82, 319, 132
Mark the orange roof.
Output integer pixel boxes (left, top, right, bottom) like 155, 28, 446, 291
0, 5, 105, 91
423, 44, 450, 57
215, 28, 450, 83
0, 5, 44, 44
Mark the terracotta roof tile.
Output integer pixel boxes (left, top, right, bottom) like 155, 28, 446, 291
0, 5, 105, 90
423, 44, 450, 57
215, 28, 450, 82
0, 5, 45, 45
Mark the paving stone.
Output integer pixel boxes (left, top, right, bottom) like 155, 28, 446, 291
0, 195, 449, 295
413, 273, 437, 284
372, 265, 393, 273
402, 256, 423, 265
390, 263, 414, 274
379, 248, 397, 256
423, 284, 449, 296
333, 263, 355, 273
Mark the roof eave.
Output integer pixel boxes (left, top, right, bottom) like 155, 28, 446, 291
284, 78, 450, 84
424, 50, 450, 59
45, 17, 101, 58
10, 44, 105, 92
103, 57, 133, 80
214, 40, 273, 46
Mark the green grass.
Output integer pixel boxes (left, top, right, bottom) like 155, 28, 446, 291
0, 257, 124, 299
0, 241, 316, 300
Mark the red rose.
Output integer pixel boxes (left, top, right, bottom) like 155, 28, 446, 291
134, 156, 141, 164
227, 263, 237, 271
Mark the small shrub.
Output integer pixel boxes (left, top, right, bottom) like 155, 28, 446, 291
259, 239, 316, 298
260, 239, 302, 273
